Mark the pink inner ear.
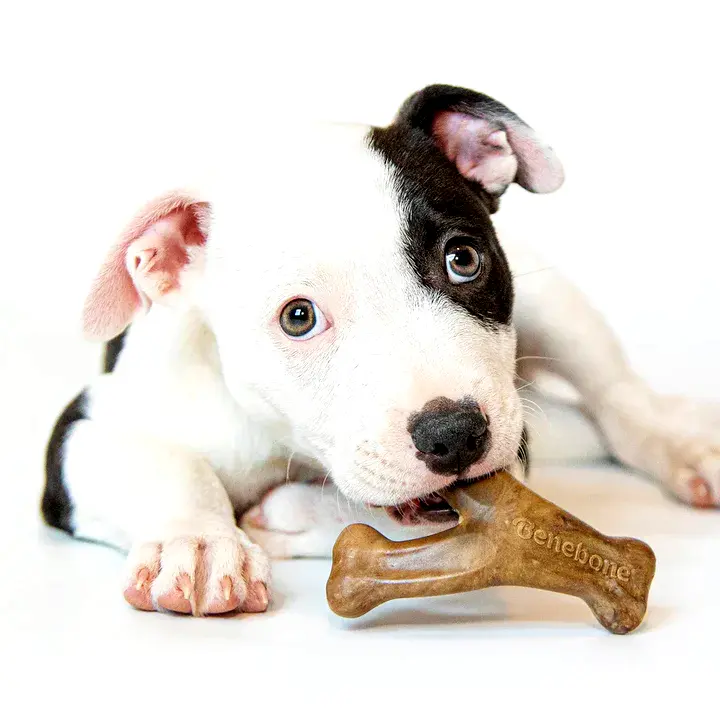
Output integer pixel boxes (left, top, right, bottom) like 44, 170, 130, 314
125, 211, 203, 301
433, 111, 519, 195
82, 194, 209, 342
432, 111, 564, 195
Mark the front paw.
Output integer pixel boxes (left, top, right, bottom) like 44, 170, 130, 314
240, 482, 346, 558
123, 526, 270, 616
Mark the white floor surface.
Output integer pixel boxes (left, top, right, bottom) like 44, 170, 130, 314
2, 333, 717, 719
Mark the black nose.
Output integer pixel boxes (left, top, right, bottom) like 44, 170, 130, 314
408, 397, 488, 475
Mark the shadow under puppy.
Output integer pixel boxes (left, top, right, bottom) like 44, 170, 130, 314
42, 85, 720, 617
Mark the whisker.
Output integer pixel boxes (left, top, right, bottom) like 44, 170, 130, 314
344, 489, 355, 523
525, 418, 538, 432
521, 402, 546, 417
521, 410, 547, 427
335, 484, 344, 522
513, 266, 556, 279
284, 451, 295, 485
521, 405, 543, 417
522, 409, 547, 425
521, 397, 547, 414
319, 470, 332, 506
516, 355, 560, 363
520, 414, 544, 432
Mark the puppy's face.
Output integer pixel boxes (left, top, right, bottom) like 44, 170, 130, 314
205, 87, 564, 518
84, 85, 563, 523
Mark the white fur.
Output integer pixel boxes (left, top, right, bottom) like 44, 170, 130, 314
59, 120, 720, 613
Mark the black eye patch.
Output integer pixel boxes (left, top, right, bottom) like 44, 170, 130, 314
368, 124, 514, 326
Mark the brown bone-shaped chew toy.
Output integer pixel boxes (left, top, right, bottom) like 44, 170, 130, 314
327, 471, 656, 634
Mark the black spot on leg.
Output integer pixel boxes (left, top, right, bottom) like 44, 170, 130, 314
41, 391, 88, 534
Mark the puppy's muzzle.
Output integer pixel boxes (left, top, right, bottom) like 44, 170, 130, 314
408, 397, 488, 475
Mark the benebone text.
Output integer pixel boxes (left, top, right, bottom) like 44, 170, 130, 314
511, 517, 632, 582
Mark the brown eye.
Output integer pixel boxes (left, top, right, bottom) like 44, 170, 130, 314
280, 299, 316, 337
279, 298, 329, 340
445, 242, 483, 284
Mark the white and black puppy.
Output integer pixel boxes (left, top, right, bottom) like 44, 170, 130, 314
42, 85, 720, 616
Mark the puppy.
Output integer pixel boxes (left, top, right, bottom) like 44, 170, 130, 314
42, 85, 720, 616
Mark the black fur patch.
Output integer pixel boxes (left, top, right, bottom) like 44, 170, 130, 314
396, 85, 525, 154
103, 328, 128, 373
517, 423, 531, 476
371, 86, 532, 474
368, 123, 514, 326
41, 391, 88, 534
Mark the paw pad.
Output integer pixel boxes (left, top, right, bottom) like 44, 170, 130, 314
688, 476, 714, 509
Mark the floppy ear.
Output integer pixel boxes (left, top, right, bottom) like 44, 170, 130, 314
396, 84, 564, 197
82, 191, 211, 341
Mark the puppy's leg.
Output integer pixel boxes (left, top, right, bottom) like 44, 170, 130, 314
239, 482, 365, 558
239, 463, 527, 557
514, 264, 720, 507
54, 417, 270, 614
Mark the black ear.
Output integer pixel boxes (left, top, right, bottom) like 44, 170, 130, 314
395, 84, 564, 196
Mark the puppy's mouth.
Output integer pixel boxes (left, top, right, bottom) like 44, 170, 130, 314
384, 492, 458, 526
380, 471, 503, 526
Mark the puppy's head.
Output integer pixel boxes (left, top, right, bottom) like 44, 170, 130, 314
83, 85, 563, 521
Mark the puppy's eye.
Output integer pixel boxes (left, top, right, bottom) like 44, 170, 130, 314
279, 298, 329, 340
445, 242, 483, 284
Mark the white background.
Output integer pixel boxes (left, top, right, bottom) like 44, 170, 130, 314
1, 1, 718, 717
2, 0, 719, 398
